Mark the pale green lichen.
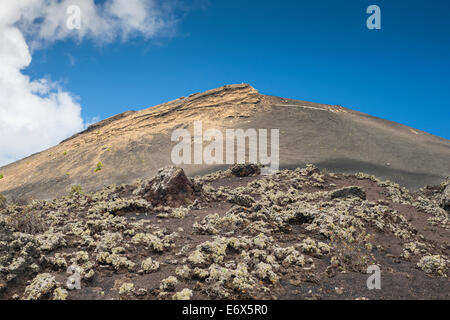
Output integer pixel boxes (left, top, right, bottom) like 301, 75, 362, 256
254, 262, 278, 283
131, 232, 176, 252
141, 257, 160, 273
172, 288, 193, 300
297, 237, 330, 256
53, 287, 69, 300
46, 253, 67, 270
22, 273, 57, 300
417, 255, 448, 277
175, 265, 192, 279
96, 252, 136, 271
207, 263, 254, 298
88, 198, 151, 215
160, 276, 178, 291
119, 282, 135, 295
401, 241, 430, 260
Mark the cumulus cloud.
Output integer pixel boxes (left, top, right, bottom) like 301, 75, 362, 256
0, 0, 174, 166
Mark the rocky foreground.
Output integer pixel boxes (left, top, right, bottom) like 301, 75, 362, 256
0, 164, 448, 300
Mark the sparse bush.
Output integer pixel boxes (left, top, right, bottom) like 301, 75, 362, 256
68, 184, 83, 197
329, 227, 375, 272
6, 210, 48, 234
94, 161, 103, 172
0, 173, 4, 179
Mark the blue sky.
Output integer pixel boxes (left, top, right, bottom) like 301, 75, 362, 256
25, 0, 450, 139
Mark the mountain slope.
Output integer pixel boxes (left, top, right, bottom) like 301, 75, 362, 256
1, 84, 449, 201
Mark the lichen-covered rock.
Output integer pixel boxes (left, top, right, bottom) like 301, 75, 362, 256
23, 273, 57, 300
131, 232, 175, 252
74, 251, 89, 263
274, 247, 305, 267
230, 194, 254, 207
330, 186, 366, 200
254, 262, 278, 283
96, 252, 136, 271
170, 207, 189, 219
172, 288, 193, 300
84, 269, 95, 281
36, 230, 66, 251
175, 265, 192, 279
95, 232, 123, 252
401, 241, 429, 260
230, 163, 261, 177
46, 253, 68, 270
119, 282, 135, 295
160, 276, 178, 291
53, 287, 69, 300
252, 233, 272, 249
298, 237, 330, 256
192, 267, 209, 280
417, 255, 448, 277
187, 250, 207, 267
206, 263, 254, 298
141, 257, 160, 273
141, 166, 194, 207
88, 198, 151, 215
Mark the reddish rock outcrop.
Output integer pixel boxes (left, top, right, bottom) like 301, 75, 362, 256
141, 166, 194, 207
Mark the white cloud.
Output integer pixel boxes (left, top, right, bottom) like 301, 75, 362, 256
0, 0, 174, 166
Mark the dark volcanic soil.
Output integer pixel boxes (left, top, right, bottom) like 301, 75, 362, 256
0, 165, 448, 300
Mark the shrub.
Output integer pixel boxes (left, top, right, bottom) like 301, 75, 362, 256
94, 161, 103, 172
68, 185, 83, 197
329, 227, 375, 272
0, 173, 3, 179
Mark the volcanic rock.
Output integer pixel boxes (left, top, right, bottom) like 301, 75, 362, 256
141, 166, 194, 207
230, 163, 261, 177
330, 186, 366, 200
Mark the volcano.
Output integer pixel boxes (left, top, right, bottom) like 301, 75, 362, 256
0, 84, 449, 202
